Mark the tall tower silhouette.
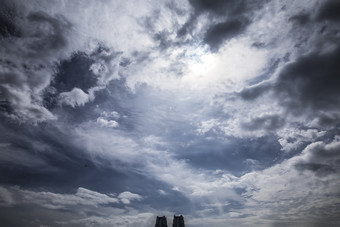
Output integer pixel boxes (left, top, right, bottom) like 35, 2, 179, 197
172, 215, 185, 227
155, 216, 168, 227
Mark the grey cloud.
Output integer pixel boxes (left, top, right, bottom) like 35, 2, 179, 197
241, 114, 285, 132
179, 135, 283, 175
294, 138, 340, 177
89, 46, 121, 86
25, 11, 70, 57
239, 81, 272, 100
176, 13, 197, 37
0, 142, 47, 168
294, 163, 335, 177
0, 69, 56, 122
289, 13, 310, 25
154, 29, 172, 50
0, 7, 72, 122
316, 112, 340, 128
278, 128, 327, 152
0, 186, 14, 206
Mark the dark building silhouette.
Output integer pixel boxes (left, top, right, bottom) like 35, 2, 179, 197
155, 216, 168, 227
172, 215, 185, 227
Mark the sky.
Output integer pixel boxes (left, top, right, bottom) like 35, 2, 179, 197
0, 0, 340, 226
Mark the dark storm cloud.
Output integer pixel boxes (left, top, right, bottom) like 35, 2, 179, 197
0, 118, 196, 226
178, 136, 282, 175
288, 13, 310, 25
53, 53, 96, 92
289, 0, 340, 28
204, 18, 249, 51
25, 11, 70, 56
188, 0, 247, 16
178, 0, 268, 51
0, 1, 20, 38
0, 118, 194, 213
0, 121, 121, 191
316, 0, 340, 22
275, 47, 340, 115
237, 45, 340, 129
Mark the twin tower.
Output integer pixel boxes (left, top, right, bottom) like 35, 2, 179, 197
155, 215, 185, 227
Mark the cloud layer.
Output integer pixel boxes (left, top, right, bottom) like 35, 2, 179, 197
1, 0, 340, 226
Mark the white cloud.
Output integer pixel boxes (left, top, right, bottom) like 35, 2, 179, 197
118, 191, 143, 204
143, 135, 165, 147
0, 185, 154, 227
0, 67, 57, 122
59, 88, 92, 107
277, 128, 327, 152
70, 122, 242, 203
21, 187, 119, 208
90, 48, 121, 85
101, 111, 120, 119
65, 211, 154, 227
97, 117, 119, 128
222, 137, 340, 224
157, 189, 167, 195
0, 186, 147, 210
183, 39, 269, 92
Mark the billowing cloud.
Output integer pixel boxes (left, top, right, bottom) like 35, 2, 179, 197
97, 117, 119, 128
118, 191, 143, 204
59, 87, 92, 107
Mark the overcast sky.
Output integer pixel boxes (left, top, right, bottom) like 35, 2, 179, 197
1, 0, 340, 226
